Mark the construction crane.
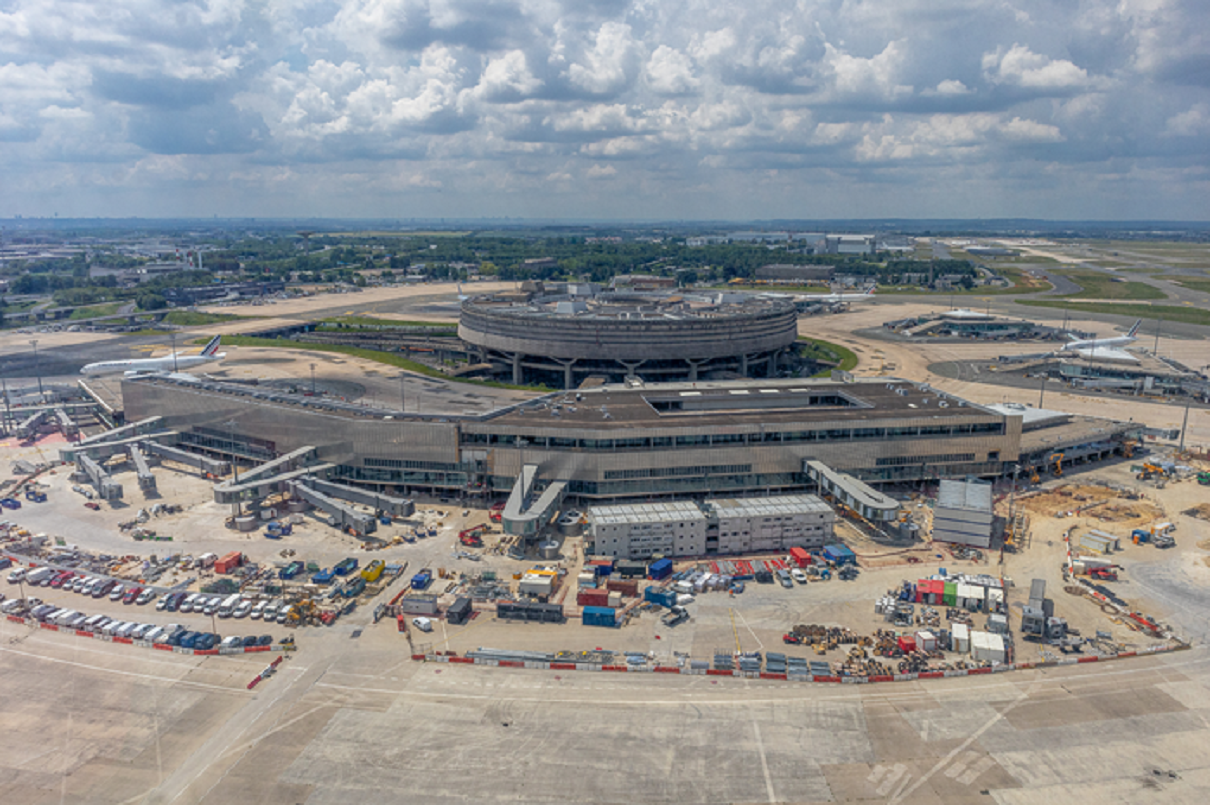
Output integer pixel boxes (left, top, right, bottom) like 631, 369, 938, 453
1049, 452, 1065, 478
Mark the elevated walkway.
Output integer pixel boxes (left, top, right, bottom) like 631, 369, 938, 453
804, 460, 900, 523
77, 454, 123, 500
298, 476, 415, 518
146, 441, 228, 475
287, 480, 378, 536
502, 464, 567, 538
130, 444, 156, 492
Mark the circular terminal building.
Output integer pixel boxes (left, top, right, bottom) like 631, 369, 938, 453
459, 289, 799, 388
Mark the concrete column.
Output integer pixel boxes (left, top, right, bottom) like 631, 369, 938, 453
556, 359, 577, 390
740, 354, 750, 375
687, 359, 703, 381
767, 352, 777, 376
511, 353, 523, 385
618, 360, 646, 381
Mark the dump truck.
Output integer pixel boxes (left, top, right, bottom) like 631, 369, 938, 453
411, 568, 433, 590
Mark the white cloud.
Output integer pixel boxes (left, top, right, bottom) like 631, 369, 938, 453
982, 44, 1093, 90
928, 79, 972, 96
645, 45, 698, 95
567, 21, 640, 96
585, 163, 616, 178
1165, 103, 1210, 136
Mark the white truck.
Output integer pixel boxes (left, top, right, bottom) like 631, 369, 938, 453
217, 593, 243, 618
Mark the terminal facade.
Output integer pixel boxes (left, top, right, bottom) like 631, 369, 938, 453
120, 375, 1134, 517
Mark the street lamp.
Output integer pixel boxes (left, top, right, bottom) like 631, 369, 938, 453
28, 339, 43, 399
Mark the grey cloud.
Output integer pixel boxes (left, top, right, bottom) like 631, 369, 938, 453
129, 105, 268, 155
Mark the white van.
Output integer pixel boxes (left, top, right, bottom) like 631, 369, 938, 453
154, 625, 183, 644
250, 600, 267, 620
116, 622, 139, 639
52, 609, 80, 626
131, 623, 154, 640
103, 620, 127, 636
262, 599, 283, 621
179, 593, 200, 613
143, 625, 165, 642
25, 567, 53, 585
196, 553, 217, 569
81, 578, 100, 596
233, 599, 253, 619
217, 593, 243, 618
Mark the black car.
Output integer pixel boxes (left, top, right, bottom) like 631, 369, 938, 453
257, 634, 273, 646
241, 635, 258, 648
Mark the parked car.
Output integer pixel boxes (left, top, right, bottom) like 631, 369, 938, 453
220, 635, 243, 649
49, 572, 74, 589
179, 593, 200, 613
177, 631, 200, 649
240, 635, 259, 648
233, 599, 253, 619
411, 616, 433, 633
790, 568, 808, 584
92, 580, 116, 598
249, 600, 267, 620
108, 583, 126, 602
123, 586, 142, 604
257, 634, 273, 646
72, 576, 90, 593
6, 568, 26, 584
136, 588, 156, 606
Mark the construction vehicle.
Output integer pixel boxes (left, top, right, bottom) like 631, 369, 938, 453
1087, 566, 1119, 582
411, 568, 433, 590
459, 523, 489, 547
488, 502, 506, 523
1136, 463, 1167, 480
1048, 452, 1065, 478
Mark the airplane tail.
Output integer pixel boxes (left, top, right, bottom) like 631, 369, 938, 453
865, 286, 876, 295
200, 336, 222, 357
1127, 319, 1142, 338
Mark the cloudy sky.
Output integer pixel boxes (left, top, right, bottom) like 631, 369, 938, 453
2, 0, 1208, 221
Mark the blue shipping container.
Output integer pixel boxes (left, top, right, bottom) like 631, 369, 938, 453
644, 586, 676, 608
648, 558, 673, 580
823, 544, 856, 566
582, 606, 617, 627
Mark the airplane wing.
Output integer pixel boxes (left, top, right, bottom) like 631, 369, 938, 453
1075, 346, 1139, 362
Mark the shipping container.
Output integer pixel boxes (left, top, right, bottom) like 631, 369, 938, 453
644, 586, 677, 608
942, 583, 957, 607
447, 596, 472, 625
897, 635, 917, 653
648, 558, 673, 580
822, 544, 856, 566
361, 559, 385, 582
606, 579, 639, 597
577, 589, 609, 608
915, 630, 937, 652
497, 601, 563, 623
215, 551, 243, 574
950, 623, 970, 653
334, 557, 359, 576
615, 560, 647, 578
582, 606, 617, 628
789, 546, 811, 568
971, 630, 1006, 663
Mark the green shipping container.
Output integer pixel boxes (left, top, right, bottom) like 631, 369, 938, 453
942, 583, 958, 607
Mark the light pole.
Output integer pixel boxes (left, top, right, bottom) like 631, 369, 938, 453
309, 363, 316, 395
170, 333, 179, 373
28, 339, 43, 398
1038, 374, 1046, 409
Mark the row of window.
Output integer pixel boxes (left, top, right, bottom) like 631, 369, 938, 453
603, 464, 753, 481
874, 453, 976, 467
460, 422, 1004, 451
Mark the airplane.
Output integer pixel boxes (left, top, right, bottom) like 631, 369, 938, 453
80, 335, 226, 377
1064, 319, 1137, 355
457, 283, 470, 301
764, 286, 877, 305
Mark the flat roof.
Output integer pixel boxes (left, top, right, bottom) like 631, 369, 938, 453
494, 378, 1000, 431
706, 495, 831, 517
589, 501, 706, 525
937, 479, 992, 513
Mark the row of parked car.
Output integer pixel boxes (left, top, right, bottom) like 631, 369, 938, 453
0, 594, 275, 650
156, 591, 296, 624
8, 566, 158, 605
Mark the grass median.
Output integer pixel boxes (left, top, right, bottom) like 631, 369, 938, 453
1015, 300, 1210, 327
798, 337, 858, 375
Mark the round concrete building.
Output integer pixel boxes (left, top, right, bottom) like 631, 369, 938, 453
459, 289, 799, 388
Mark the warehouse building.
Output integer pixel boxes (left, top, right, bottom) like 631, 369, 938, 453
587, 495, 834, 559
932, 478, 994, 548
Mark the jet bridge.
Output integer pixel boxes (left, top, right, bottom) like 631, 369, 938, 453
77, 454, 123, 500
75, 416, 163, 447
54, 408, 78, 439
129, 444, 156, 492
501, 464, 567, 539
287, 480, 378, 536
804, 460, 901, 523
16, 410, 49, 441
59, 430, 178, 463
298, 476, 415, 518
146, 441, 228, 475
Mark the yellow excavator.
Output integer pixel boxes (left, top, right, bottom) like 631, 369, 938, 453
1049, 452, 1064, 478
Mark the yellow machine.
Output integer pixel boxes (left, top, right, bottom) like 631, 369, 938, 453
1049, 452, 1065, 477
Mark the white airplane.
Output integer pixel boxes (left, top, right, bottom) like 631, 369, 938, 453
80, 336, 226, 377
457, 283, 470, 301
1058, 320, 1142, 360
765, 286, 877, 305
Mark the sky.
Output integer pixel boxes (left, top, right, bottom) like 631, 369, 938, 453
1, 0, 1208, 221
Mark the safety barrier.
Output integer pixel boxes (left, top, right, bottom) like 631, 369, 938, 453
415, 641, 1190, 684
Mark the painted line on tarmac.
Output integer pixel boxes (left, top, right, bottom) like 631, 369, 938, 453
0, 643, 247, 694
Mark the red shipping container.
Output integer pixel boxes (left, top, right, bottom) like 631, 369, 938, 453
790, 547, 811, 568
577, 589, 609, 607
897, 636, 917, 653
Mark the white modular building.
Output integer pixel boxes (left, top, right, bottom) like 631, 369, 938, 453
933, 479, 994, 548
587, 494, 834, 560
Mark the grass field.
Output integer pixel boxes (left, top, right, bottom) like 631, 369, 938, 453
1051, 270, 1166, 300
197, 335, 547, 391
1162, 276, 1210, 294
69, 302, 122, 320
331, 230, 471, 238
1016, 300, 1210, 327
798, 337, 858, 375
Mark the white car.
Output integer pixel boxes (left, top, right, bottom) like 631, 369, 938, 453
233, 600, 253, 619
411, 617, 433, 633
790, 568, 808, 584
136, 589, 156, 606
249, 600, 267, 620
108, 583, 126, 601
5, 568, 24, 584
